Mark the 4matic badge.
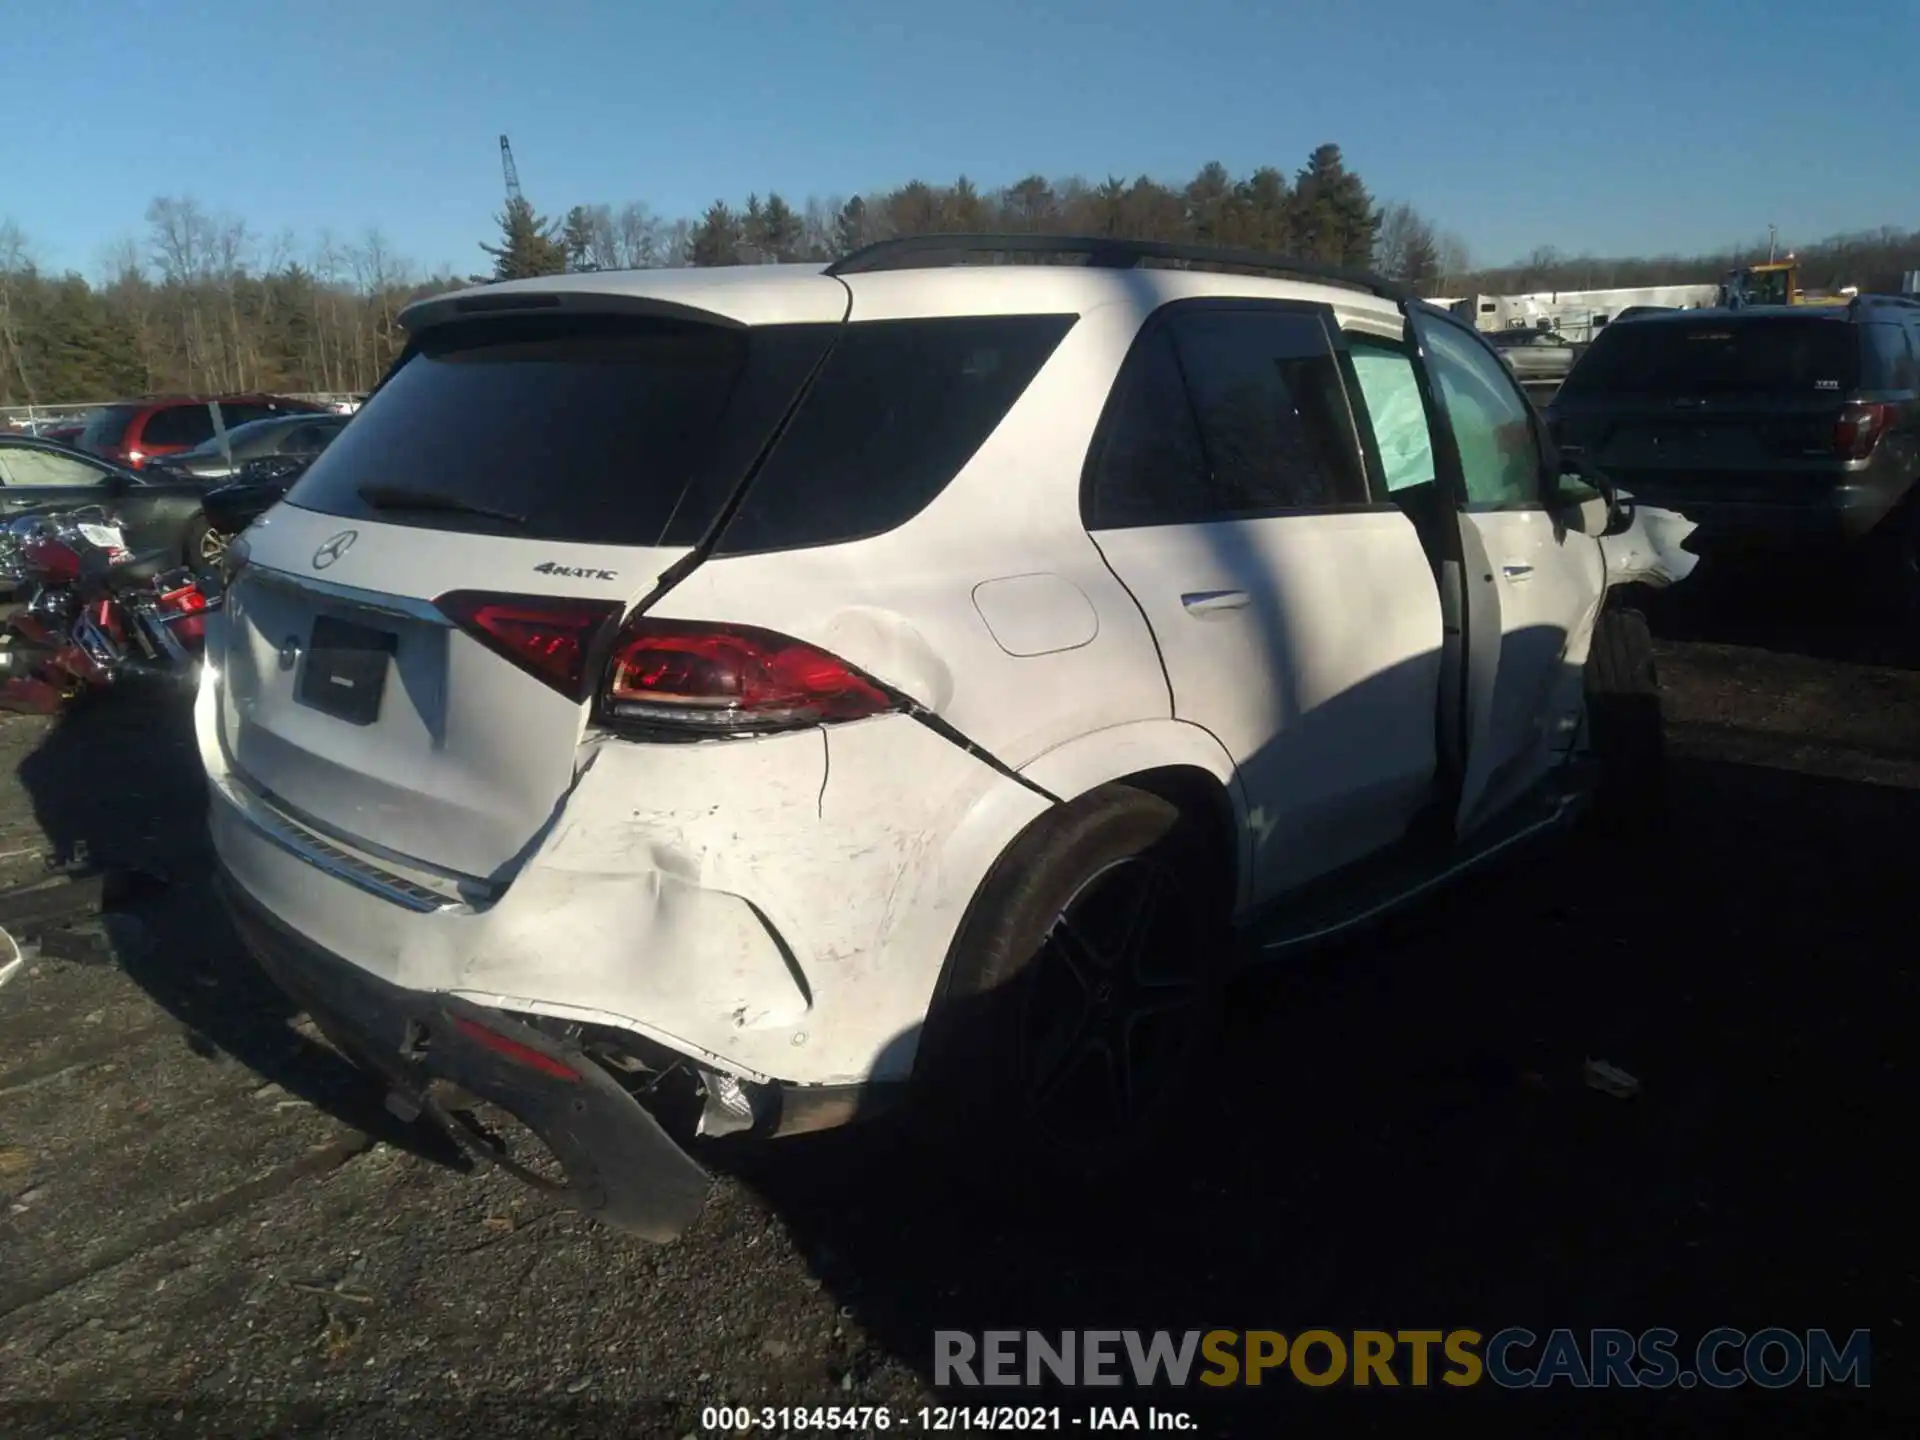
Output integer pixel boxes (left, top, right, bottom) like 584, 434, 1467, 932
533, 561, 619, 581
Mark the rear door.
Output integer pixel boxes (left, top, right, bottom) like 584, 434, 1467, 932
211, 308, 844, 883
1406, 306, 1606, 833
1082, 301, 1446, 905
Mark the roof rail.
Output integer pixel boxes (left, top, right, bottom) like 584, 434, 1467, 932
824, 233, 1412, 304
1850, 292, 1920, 312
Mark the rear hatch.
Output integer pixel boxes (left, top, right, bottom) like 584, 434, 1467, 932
1552, 313, 1862, 504
214, 298, 845, 882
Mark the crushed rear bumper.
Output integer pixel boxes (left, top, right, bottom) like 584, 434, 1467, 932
213, 861, 712, 1243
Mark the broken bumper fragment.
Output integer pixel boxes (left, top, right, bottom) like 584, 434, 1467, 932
213, 861, 713, 1243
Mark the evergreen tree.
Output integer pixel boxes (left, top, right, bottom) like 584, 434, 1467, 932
561, 206, 598, 271
832, 196, 869, 258
478, 197, 567, 281
1183, 161, 1240, 246
1291, 143, 1380, 268
686, 202, 743, 266
755, 194, 803, 262
1235, 167, 1292, 251
946, 176, 988, 232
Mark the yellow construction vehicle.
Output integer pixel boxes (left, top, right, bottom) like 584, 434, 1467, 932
1719, 256, 1856, 308
1720, 258, 1800, 306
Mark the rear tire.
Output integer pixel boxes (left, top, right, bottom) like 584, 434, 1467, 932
1863, 487, 1920, 624
908, 785, 1229, 1198
1584, 605, 1666, 833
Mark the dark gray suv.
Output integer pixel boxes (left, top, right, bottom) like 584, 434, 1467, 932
1547, 295, 1920, 607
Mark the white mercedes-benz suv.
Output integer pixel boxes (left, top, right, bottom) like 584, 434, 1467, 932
196, 235, 1694, 1241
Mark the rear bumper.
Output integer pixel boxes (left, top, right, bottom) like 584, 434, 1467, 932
1615, 475, 1911, 551
213, 860, 714, 1243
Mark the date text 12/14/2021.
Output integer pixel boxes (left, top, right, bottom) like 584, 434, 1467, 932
699, 1405, 1199, 1432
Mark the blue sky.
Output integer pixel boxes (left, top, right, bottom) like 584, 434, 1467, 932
4, 0, 1915, 279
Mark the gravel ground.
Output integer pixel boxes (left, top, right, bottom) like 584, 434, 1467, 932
0, 581, 1915, 1437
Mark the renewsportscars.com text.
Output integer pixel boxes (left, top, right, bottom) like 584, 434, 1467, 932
934, 1328, 1871, 1390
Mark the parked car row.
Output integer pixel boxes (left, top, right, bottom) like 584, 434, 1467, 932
0, 402, 354, 575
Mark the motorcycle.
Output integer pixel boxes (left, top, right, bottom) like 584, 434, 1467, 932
0, 505, 220, 716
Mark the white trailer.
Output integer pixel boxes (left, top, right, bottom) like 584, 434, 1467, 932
1448, 283, 1720, 341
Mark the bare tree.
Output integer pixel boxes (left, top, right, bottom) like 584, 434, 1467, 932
0, 220, 39, 406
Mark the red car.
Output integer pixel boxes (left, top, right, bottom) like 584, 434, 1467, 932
72, 394, 332, 471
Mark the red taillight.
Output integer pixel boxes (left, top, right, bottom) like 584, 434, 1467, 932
438, 591, 622, 699
157, 582, 208, 615
599, 619, 898, 734
450, 1015, 580, 1083
1835, 402, 1893, 460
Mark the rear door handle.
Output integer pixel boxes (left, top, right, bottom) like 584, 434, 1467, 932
1501, 564, 1534, 580
1181, 589, 1251, 616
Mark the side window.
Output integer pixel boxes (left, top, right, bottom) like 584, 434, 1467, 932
0, 446, 111, 487
141, 404, 216, 448
1346, 339, 1437, 493
221, 401, 279, 429
1083, 327, 1212, 529
283, 423, 335, 453
1863, 323, 1917, 391
1417, 319, 1542, 508
714, 314, 1076, 556
1164, 308, 1369, 513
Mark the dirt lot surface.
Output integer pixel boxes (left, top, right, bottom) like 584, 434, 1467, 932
0, 580, 1914, 1437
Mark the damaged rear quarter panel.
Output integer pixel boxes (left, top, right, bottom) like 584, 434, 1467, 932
461, 715, 1036, 1086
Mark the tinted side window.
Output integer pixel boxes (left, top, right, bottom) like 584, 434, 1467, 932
78, 405, 136, 450
141, 404, 216, 448
1082, 327, 1211, 529
1166, 308, 1368, 513
713, 314, 1076, 556
284, 422, 342, 453
1863, 323, 1917, 391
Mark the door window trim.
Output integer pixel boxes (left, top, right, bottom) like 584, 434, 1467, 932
1079, 296, 1381, 529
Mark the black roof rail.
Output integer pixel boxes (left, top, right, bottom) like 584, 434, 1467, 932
823, 233, 1413, 304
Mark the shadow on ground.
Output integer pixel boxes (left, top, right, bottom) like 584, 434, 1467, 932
1633, 560, 1920, 670
10, 641, 1911, 1431
12, 691, 461, 1165
727, 749, 1911, 1427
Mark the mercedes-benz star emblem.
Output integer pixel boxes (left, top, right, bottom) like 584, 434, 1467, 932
312, 530, 358, 569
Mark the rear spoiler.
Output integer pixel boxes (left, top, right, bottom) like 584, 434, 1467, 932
359, 289, 759, 412
396, 288, 750, 336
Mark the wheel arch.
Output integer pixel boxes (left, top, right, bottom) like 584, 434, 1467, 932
867, 718, 1248, 1084
1017, 718, 1248, 915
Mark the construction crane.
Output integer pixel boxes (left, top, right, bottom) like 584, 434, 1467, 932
499, 135, 523, 205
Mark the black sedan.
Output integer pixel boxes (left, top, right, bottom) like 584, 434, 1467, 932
147, 412, 350, 483
0, 434, 227, 570
200, 453, 319, 552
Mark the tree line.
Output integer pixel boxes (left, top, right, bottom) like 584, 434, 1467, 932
3, 144, 1917, 409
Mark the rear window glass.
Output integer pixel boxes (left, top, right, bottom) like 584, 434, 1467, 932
1560, 316, 1859, 398
142, 404, 216, 447
284, 315, 839, 546
713, 314, 1077, 556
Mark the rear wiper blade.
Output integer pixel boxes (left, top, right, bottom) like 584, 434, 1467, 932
356, 484, 528, 526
